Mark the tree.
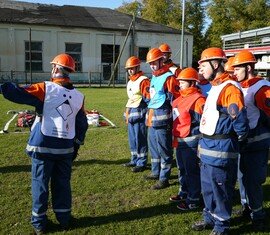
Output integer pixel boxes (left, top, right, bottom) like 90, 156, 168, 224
116, 0, 143, 17
206, 0, 270, 47
185, 0, 207, 62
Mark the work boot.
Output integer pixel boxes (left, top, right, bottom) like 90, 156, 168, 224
232, 204, 251, 220
177, 201, 200, 211
191, 220, 213, 231
151, 180, 169, 190
122, 162, 136, 167
132, 166, 146, 173
169, 194, 186, 203
144, 174, 159, 180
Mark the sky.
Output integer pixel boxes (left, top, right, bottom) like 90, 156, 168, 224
15, 0, 126, 9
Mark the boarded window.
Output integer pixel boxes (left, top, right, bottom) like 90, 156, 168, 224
65, 43, 82, 72
25, 41, 43, 72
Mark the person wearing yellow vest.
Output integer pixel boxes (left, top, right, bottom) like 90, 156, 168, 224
232, 50, 270, 231
169, 68, 206, 211
159, 43, 181, 77
123, 56, 150, 173
144, 48, 179, 190
192, 48, 249, 235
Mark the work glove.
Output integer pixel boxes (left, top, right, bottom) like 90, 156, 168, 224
72, 142, 80, 161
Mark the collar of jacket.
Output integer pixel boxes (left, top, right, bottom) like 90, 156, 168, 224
241, 76, 263, 88
129, 71, 144, 81
211, 72, 236, 86
152, 64, 171, 77
180, 86, 201, 97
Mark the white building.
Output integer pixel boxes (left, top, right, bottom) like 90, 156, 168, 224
0, 0, 193, 84
221, 26, 270, 79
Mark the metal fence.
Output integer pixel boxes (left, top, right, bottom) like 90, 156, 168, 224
0, 71, 130, 87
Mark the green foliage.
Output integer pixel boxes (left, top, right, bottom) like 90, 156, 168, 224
0, 88, 269, 234
116, 0, 143, 17
206, 0, 270, 46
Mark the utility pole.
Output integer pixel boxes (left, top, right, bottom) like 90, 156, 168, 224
180, 0, 185, 69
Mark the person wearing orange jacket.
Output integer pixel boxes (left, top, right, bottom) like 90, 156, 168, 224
192, 48, 249, 235
159, 43, 181, 77
232, 50, 270, 231
169, 68, 206, 211
123, 56, 150, 173
144, 48, 179, 190
0, 54, 88, 234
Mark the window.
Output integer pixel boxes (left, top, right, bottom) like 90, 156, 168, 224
101, 44, 120, 63
138, 47, 150, 62
65, 43, 82, 72
25, 41, 43, 72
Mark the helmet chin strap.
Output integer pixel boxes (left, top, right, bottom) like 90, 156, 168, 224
208, 60, 221, 81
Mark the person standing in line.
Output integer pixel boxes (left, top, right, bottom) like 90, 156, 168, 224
144, 48, 179, 190
192, 47, 249, 235
224, 56, 235, 75
0, 54, 88, 234
169, 68, 206, 211
159, 43, 182, 77
123, 56, 150, 173
232, 50, 270, 231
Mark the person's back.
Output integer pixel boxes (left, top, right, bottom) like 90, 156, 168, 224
0, 53, 88, 234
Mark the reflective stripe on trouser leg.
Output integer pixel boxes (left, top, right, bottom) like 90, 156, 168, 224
149, 126, 172, 181
201, 161, 237, 233
128, 123, 138, 165
31, 157, 54, 230
51, 157, 72, 225
135, 120, 148, 167
148, 126, 160, 176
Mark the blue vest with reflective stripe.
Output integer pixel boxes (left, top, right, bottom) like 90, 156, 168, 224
148, 72, 172, 109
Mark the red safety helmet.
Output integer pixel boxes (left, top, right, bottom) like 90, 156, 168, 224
177, 67, 199, 82
159, 43, 171, 53
146, 48, 164, 63
232, 50, 257, 67
198, 47, 227, 64
50, 53, 75, 72
224, 57, 235, 72
125, 56, 141, 69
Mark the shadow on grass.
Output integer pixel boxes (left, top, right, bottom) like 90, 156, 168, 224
73, 158, 132, 166
0, 164, 30, 173
68, 202, 197, 230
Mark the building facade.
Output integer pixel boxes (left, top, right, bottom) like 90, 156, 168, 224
0, 0, 193, 84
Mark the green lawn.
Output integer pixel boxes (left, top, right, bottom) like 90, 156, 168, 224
0, 87, 269, 234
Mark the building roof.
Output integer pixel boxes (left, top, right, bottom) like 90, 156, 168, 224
0, 0, 186, 35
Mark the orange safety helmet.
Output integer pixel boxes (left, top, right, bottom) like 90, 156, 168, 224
50, 53, 75, 72
177, 67, 199, 82
231, 50, 257, 67
198, 47, 227, 64
224, 57, 235, 72
125, 56, 141, 69
146, 48, 164, 63
159, 43, 171, 53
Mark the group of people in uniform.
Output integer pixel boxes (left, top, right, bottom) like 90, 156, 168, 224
0, 42, 269, 234
123, 44, 270, 235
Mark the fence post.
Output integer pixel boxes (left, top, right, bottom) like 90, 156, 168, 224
25, 71, 28, 85
88, 71, 91, 88
99, 72, 102, 87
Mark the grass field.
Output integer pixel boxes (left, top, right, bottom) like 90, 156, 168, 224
0, 87, 269, 235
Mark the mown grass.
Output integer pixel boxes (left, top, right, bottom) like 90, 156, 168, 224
0, 87, 269, 235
